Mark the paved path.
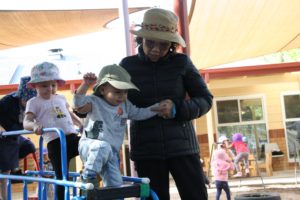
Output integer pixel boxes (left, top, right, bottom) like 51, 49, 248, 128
170, 182, 300, 200
170, 170, 300, 200
11, 170, 300, 199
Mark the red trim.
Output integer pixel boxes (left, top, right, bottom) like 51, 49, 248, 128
0, 84, 18, 95
0, 79, 82, 95
201, 62, 300, 83
1, 62, 299, 94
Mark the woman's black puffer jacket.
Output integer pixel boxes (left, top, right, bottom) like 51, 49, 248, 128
120, 47, 213, 160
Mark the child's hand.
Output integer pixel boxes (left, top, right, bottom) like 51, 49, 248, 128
83, 73, 97, 86
74, 103, 92, 114
33, 122, 43, 135
223, 140, 229, 148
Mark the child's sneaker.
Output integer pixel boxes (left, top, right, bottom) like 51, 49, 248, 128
245, 168, 250, 174
233, 172, 242, 177
83, 177, 99, 188
78, 174, 99, 199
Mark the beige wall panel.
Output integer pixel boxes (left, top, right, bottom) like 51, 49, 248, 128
209, 73, 300, 132
195, 116, 208, 135
58, 90, 74, 103
183, 73, 300, 135
211, 87, 250, 96
209, 73, 299, 90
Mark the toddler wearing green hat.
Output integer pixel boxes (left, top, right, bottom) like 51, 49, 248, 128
73, 64, 173, 191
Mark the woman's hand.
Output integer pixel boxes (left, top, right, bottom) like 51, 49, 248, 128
155, 99, 175, 119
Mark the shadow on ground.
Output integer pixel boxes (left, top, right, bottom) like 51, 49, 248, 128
207, 184, 300, 200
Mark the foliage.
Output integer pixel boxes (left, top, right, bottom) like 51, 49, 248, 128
263, 48, 300, 63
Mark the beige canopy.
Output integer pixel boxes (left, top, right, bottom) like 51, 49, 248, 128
1, 0, 300, 69
189, 0, 300, 68
0, 8, 143, 50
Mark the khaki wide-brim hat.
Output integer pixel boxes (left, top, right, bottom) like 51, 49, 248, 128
130, 8, 186, 48
93, 64, 139, 93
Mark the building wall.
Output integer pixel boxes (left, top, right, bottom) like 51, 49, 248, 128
196, 72, 300, 171
1, 72, 300, 173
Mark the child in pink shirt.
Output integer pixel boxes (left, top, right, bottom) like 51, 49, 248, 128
211, 149, 234, 200
228, 133, 250, 177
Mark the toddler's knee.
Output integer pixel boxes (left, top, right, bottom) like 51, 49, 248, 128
90, 141, 112, 155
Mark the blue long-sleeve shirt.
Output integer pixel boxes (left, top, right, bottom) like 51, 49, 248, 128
74, 93, 158, 151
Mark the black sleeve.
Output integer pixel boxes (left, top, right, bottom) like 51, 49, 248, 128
203, 174, 210, 185
173, 57, 213, 121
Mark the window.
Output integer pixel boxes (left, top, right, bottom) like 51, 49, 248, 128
215, 96, 267, 157
284, 95, 300, 118
282, 93, 300, 161
217, 100, 239, 123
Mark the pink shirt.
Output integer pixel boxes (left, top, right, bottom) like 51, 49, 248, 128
212, 149, 235, 181
232, 141, 249, 154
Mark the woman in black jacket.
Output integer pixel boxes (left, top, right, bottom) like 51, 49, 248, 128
120, 8, 213, 200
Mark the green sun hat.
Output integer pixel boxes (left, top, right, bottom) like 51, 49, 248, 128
93, 64, 139, 92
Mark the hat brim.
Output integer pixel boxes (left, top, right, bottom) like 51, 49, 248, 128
109, 80, 140, 91
130, 29, 186, 48
27, 78, 65, 88
93, 80, 140, 92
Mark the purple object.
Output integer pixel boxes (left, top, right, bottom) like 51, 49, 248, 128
232, 133, 243, 142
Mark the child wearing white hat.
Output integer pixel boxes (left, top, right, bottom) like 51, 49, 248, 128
218, 135, 235, 161
23, 61, 83, 200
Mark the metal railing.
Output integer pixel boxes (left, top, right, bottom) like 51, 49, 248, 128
0, 128, 159, 200
0, 128, 92, 200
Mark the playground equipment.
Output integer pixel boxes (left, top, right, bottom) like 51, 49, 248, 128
207, 142, 266, 189
0, 128, 159, 200
293, 141, 300, 184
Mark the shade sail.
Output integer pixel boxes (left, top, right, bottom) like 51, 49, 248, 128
0, 8, 142, 50
189, 0, 300, 68
1, 1, 300, 69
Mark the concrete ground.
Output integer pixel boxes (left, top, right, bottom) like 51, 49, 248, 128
171, 184, 300, 200
11, 170, 300, 199
170, 170, 300, 200
170, 184, 300, 200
